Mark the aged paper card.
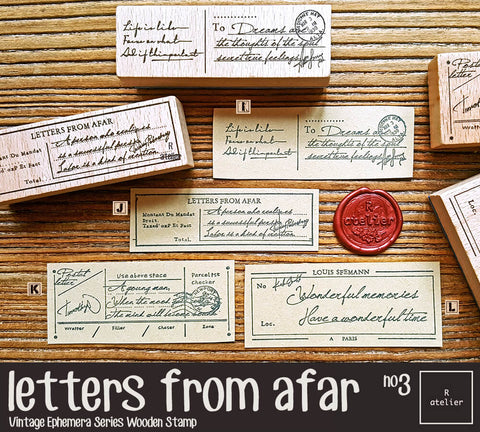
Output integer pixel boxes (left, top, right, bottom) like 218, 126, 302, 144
0, 97, 193, 204
130, 188, 319, 252
244, 262, 442, 348
116, 5, 331, 87
48, 260, 234, 344
213, 106, 414, 180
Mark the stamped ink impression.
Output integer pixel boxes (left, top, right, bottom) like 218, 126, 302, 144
191, 286, 221, 316
295, 9, 325, 42
377, 114, 407, 144
334, 187, 403, 255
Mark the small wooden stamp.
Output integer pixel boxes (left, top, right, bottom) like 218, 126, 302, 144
116, 5, 331, 87
430, 173, 480, 308
0, 97, 193, 204
428, 51, 480, 149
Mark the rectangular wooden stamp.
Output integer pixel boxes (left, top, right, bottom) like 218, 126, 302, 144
48, 260, 235, 344
429, 51, 480, 149
213, 106, 414, 180
430, 173, 480, 308
245, 262, 442, 348
130, 188, 319, 252
116, 5, 331, 87
0, 97, 193, 204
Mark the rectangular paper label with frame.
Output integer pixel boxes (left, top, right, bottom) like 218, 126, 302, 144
48, 260, 234, 344
213, 106, 414, 180
244, 262, 442, 348
130, 188, 319, 252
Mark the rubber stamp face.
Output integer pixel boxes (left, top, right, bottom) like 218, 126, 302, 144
334, 187, 403, 255
295, 10, 325, 43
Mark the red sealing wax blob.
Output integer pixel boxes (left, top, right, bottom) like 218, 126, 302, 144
333, 187, 403, 255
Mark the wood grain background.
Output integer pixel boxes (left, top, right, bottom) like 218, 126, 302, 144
1, 0, 480, 362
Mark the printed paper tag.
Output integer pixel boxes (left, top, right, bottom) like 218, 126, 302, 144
213, 106, 414, 179
244, 262, 442, 347
130, 188, 319, 252
48, 260, 234, 344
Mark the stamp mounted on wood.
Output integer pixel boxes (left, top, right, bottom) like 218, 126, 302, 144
0, 96, 193, 204
430, 173, 480, 309
428, 51, 480, 149
116, 5, 331, 87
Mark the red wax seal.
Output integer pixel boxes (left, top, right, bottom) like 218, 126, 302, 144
333, 187, 402, 255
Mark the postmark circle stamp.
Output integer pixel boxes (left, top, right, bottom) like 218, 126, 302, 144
191, 285, 221, 316
333, 187, 403, 255
295, 10, 325, 43
378, 114, 407, 144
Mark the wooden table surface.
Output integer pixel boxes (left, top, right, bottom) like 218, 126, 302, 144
1, 0, 480, 362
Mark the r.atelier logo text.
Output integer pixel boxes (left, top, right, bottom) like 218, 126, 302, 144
419, 370, 473, 425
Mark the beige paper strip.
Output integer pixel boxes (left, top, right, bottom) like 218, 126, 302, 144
245, 262, 442, 348
213, 106, 414, 180
48, 260, 235, 344
130, 188, 319, 252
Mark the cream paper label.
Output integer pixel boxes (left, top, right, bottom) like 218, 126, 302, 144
48, 260, 234, 344
244, 262, 442, 348
130, 188, 319, 252
213, 106, 414, 179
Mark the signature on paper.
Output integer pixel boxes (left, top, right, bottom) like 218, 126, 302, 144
57, 294, 101, 317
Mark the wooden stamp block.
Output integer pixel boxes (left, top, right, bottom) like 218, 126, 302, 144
0, 97, 193, 204
430, 173, 480, 308
429, 51, 480, 149
116, 5, 331, 87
